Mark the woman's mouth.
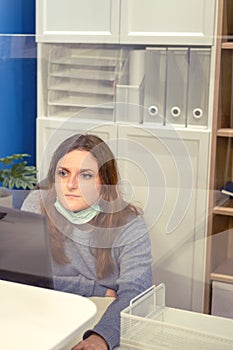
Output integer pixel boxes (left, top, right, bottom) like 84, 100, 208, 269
65, 194, 81, 199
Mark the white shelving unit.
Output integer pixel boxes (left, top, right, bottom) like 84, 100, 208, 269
205, 0, 233, 316
36, 0, 219, 313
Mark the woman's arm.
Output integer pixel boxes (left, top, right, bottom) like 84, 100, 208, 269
53, 274, 109, 297
81, 217, 153, 350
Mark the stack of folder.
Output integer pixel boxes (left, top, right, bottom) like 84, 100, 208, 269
143, 47, 211, 128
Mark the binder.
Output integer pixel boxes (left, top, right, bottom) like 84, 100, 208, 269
186, 48, 211, 127
166, 48, 189, 127
143, 48, 167, 125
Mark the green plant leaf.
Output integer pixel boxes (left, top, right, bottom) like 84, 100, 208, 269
0, 153, 37, 190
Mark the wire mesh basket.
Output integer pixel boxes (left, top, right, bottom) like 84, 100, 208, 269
120, 284, 233, 350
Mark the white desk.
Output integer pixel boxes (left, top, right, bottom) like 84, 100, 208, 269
0, 280, 96, 350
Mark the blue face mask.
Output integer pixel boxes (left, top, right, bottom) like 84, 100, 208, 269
54, 199, 100, 225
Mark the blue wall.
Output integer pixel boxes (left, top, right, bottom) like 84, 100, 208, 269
0, 0, 36, 165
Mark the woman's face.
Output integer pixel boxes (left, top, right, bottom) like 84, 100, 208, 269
55, 150, 101, 212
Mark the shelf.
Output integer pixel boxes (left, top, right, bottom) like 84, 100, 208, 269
48, 80, 114, 95
48, 94, 114, 108
50, 56, 121, 68
213, 198, 233, 216
221, 42, 233, 49
47, 105, 114, 120
213, 205, 233, 216
211, 273, 233, 283
50, 68, 116, 81
217, 128, 233, 137
210, 258, 233, 283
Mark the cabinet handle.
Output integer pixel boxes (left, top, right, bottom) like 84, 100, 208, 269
193, 108, 203, 119
171, 106, 181, 117
148, 105, 158, 116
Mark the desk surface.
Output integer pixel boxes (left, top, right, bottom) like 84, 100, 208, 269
0, 280, 96, 350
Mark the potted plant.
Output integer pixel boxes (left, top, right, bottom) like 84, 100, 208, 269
0, 153, 37, 208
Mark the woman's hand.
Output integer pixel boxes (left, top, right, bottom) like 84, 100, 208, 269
71, 334, 108, 350
105, 288, 117, 298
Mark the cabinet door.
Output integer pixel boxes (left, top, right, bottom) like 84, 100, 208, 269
36, 118, 117, 175
120, 0, 216, 45
36, 0, 120, 43
117, 124, 210, 312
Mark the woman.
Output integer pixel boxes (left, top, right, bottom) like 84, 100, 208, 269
22, 134, 153, 350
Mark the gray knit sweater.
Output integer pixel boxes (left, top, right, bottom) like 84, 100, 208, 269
22, 191, 153, 349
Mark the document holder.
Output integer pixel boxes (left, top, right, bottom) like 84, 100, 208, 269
166, 48, 189, 127
187, 48, 211, 128
143, 48, 166, 125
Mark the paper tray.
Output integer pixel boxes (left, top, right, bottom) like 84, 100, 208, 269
120, 284, 233, 350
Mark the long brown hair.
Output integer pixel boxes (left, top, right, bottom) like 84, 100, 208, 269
40, 134, 141, 279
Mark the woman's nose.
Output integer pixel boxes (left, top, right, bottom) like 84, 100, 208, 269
67, 175, 78, 190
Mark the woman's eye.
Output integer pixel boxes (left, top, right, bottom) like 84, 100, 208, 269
57, 170, 68, 177
80, 173, 93, 180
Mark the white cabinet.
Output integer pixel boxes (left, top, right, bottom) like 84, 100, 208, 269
36, 0, 120, 43
37, 120, 210, 312
117, 124, 210, 312
35, 0, 216, 313
36, 0, 216, 45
